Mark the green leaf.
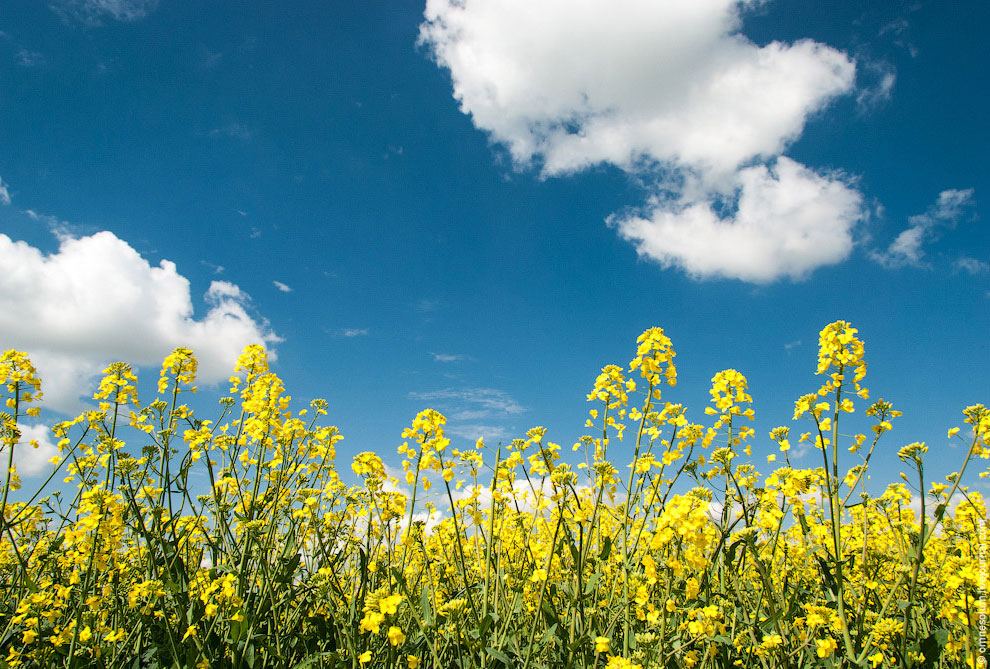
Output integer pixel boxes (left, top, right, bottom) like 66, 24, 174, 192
583, 572, 600, 596
725, 538, 745, 566
421, 586, 433, 626
486, 647, 514, 666
916, 628, 950, 668
599, 536, 612, 562
568, 541, 580, 566
276, 553, 302, 584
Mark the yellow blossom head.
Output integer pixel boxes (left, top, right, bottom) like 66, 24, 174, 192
629, 327, 677, 387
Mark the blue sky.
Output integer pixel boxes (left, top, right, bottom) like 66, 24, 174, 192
1, 0, 987, 494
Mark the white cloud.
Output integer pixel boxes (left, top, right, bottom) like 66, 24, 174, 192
954, 256, 989, 275
409, 387, 525, 443
421, 0, 864, 282
0, 177, 10, 205
444, 424, 513, 441
409, 388, 525, 415
431, 352, 466, 363
1, 424, 59, 477
335, 327, 369, 338
613, 158, 863, 282
414, 298, 440, 313
54, 0, 158, 24
0, 231, 280, 413
208, 123, 252, 141
17, 48, 45, 67
872, 188, 976, 268
273, 280, 292, 293
856, 62, 896, 110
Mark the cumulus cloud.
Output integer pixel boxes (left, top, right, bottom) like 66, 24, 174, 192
420, 0, 865, 281
0, 231, 280, 413
613, 158, 863, 282
53, 0, 158, 24
0, 177, 10, 205
0, 424, 59, 477
872, 188, 976, 268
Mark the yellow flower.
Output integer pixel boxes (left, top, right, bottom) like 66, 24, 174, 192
379, 594, 403, 615
605, 656, 643, 669
159, 347, 198, 393
816, 637, 838, 658
182, 625, 198, 641
595, 636, 610, 653
388, 626, 405, 646
407, 656, 420, 669
358, 651, 372, 665
359, 611, 384, 634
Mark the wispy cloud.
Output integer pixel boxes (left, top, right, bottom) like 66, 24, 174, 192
444, 424, 513, 442
334, 328, 369, 338
408, 387, 526, 442
53, 0, 159, 25
17, 48, 45, 67
415, 298, 440, 313
409, 388, 526, 415
0, 177, 10, 206
431, 353, 467, 363
208, 123, 252, 141
872, 188, 976, 268
954, 256, 989, 275
856, 61, 896, 111
24, 208, 79, 239
879, 16, 918, 58
198, 46, 223, 70
273, 280, 292, 293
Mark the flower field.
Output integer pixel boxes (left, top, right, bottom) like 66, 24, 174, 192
1, 321, 986, 668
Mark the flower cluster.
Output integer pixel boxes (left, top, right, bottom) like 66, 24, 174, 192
0, 322, 985, 669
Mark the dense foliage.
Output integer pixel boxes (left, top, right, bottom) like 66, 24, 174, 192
1, 322, 986, 668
